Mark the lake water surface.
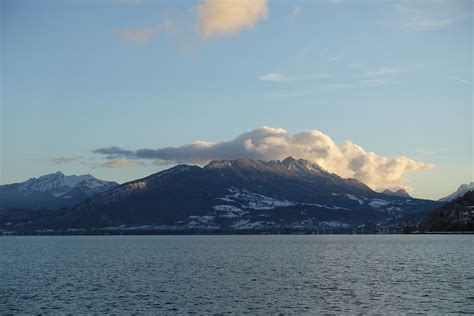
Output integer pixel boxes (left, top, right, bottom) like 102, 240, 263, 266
1, 235, 473, 314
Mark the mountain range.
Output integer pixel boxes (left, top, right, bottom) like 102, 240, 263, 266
0, 172, 118, 210
1, 157, 442, 233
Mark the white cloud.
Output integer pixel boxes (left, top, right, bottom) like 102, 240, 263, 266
94, 126, 433, 191
117, 0, 269, 48
395, 0, 471, 31
195, 0, 269, 38
119, 27, 156, 44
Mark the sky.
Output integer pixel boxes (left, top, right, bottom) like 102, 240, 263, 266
1, 0, 472, 200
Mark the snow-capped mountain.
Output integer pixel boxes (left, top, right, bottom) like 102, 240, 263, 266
439, 182, 474, 202
0, 172, 118, 210
18, 172, 96, 193
9, 157, 439, 232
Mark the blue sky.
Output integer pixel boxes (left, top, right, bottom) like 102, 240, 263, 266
1, 0, 472, 199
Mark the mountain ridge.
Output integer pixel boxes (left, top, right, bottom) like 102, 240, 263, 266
2, 157, 440, 233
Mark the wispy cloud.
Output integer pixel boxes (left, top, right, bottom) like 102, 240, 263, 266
267, 91, 315, 98
119, 27, 157, 45
266, 78, 391, 98
450, 76, 471, 84
258, 72, 330, 82
99, 160, 143, 168
348, 62, 367, 69
112, 0, 141, 4
327, 55, 341, 63
366, 67, 402, 76
93, 126, 433, 191
321, 79, 389, 90
195, 0, 269, 38
258, 73, 290, 82
50, 157, 81, 164
395, 0, 471, 31
415, 147, 437, 156
263, 64, 402, 97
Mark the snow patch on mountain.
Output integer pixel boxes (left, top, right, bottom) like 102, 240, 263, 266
231, 219, 276, 229
301, 203, 351, 211
213, 205, 248, 218
346, 194, 365, 205
320, 221, 350, 228
222, 187, 296, 210
186, 215, 219, 229
80, 179, 111, 190
369, 199, 391, 208
387, 206, 402, 212
293, 219, 350, 229
217, 187, 353, 212
127, 181, 147, 190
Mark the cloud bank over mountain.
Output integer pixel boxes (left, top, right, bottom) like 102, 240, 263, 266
93, 126, 433, 191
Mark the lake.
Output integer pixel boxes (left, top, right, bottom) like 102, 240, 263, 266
1, 235, 473, 314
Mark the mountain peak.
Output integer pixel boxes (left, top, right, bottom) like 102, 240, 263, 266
382, 189, 411, 198
459, 182, 474, 190
18, 172, 104, 192
439, 182, 474, 202
205, 158, 269, 170
204, 160, 233, 169
282, 156, 298, 164
280, 157, 328, 174
0, 172, 118, 210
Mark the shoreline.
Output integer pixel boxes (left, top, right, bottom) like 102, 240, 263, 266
2, 229, 473, 236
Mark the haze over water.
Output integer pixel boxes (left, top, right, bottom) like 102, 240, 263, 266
1, 235, 473, 314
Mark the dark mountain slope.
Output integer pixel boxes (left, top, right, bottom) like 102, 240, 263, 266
18, 157, 439, 232
422, 191, 474, 232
